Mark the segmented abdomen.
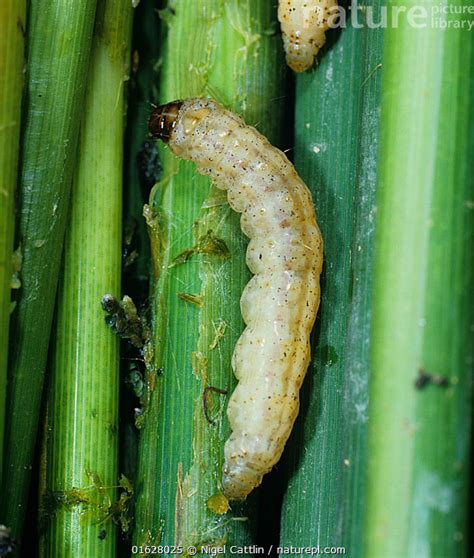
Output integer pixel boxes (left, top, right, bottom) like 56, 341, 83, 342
149, 98, 323, 500
278, 0, 337, 72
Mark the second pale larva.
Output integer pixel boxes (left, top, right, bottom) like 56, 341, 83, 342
148, 98, 323, 500
278, 0, 338, 72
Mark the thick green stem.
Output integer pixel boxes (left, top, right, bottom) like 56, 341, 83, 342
133, 1, 286, 553
0, 0, 98, 537
365, 3, 474, 556
0, 0, 26, 486
279, 6, 383, 556
39, 1, 133, 556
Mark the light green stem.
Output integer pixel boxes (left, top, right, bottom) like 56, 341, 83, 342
0, 0, 98, 537
365, 3, 474, 556
40, 1, 133, 556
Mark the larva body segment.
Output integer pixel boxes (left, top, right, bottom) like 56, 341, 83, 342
278, 0, 338, 72
149, 99, 323, 500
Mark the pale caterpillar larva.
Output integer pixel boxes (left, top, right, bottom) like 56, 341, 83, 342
278, 0, 338, 72
148, 98, 323, 500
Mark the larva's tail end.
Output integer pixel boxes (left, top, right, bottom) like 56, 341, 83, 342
283, 40, 318, 72
222, 474, 257, 502
222, 460, 265, 501
287, 57, 313, 73
148, 100, 183, 142
283, 36, 326, 72
285, 45, 320, 72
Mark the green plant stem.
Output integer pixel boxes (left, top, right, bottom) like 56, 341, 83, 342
0, 0, 26, 487
0, 0, 98, 537
39, 1, 133, 556
133, 1, 286, 553
365, 3, 474, 557
278, 5, 383, 555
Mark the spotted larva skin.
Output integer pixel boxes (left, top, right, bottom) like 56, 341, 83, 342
149, 99, 323, 500
278, 0, 337, 72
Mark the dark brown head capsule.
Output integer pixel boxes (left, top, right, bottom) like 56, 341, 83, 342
148, 101, 183, 142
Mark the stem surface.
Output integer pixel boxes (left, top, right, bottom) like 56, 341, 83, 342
365, 3, 474, 556
40, 1, 133, 556
0, 0, 98, 536
279, 4, 383, 555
